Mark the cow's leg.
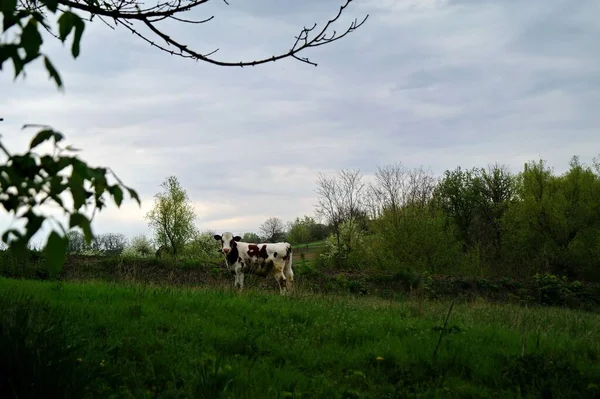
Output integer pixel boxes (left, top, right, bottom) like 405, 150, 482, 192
234, 268, 244, 291
238, 272, 245, 291
273, 267, 288, 295
283, 258, 294, 293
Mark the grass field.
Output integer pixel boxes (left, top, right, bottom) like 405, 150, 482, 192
1, 277, 599, 398
292, 240, 327, 249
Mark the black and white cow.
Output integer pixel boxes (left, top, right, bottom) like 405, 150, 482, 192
213, 232, 294, 295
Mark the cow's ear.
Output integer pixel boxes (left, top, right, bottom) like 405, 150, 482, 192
213, 235, 222, 241
233, 235, 242, 242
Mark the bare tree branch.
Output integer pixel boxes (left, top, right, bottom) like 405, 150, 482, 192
21, 0, 368, 68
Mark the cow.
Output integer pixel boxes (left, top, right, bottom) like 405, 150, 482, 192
213, 232, 294, 295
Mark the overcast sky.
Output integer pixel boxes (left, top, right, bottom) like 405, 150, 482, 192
1, 0, 599, 245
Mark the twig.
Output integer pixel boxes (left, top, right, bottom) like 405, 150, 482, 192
433, 298, 455, 360
45, 0, 368, 68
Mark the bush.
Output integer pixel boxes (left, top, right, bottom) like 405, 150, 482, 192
126, 234, 154, 257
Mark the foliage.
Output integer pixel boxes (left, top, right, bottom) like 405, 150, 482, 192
315, 169, 369, 263
183, 230, 222, 262
66, 230, 127, 256
286, 215, 318, 245
369, 204, 467, 274
1, 278, 599, 398
66, 230, 86, 254
501, 157, 600, 279
94, 232, 128, 256
145, 176, 197, 257
320, 217, 366, 268
0, 128, 140, 276
242, 232, 261, 243
125, 233, 154, 257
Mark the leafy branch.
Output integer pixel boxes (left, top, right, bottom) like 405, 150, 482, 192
0, 125, 140, 276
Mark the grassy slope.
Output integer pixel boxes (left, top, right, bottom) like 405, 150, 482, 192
1, 277, 599, 398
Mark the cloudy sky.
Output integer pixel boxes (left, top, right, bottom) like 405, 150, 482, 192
1, 0, 599, 245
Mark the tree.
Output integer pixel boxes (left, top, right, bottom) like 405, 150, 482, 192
184, 229, 222, 260
128, 234, 154, 257
370, 163, 437, 217
66, 230, 86, 254
502, 157, 600, 279
98, 232, 128, 256
145, 176, 197, 257
242, 232, 261, 243
259, 217, 285, 242
286, 215, 317, 245
434, 167, 480, 251
1, 0, 367, 274
314, 169, 367, 250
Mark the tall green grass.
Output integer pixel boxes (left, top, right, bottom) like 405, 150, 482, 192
0, 277, 599, 398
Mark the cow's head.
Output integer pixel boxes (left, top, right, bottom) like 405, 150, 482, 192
213, 232, 242, 255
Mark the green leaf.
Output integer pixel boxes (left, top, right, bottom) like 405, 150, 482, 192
20, 18, 43, 59
57, 11, 76, 42
11, 52, 24, 79
70, 183, 87, 209
69, 212, 93, 243
43, 56, 62, 88
110, 185, 123, 206
127, 188, 141, 205
94, 175, 106, 198
2, 7, 21, 32
41, 0, 59, 12
24, 211, 45, 239
44, 231, 68, 279
71, 16, 85, 58
71, 158, 91, 179
29, 129, 53, 149
0, 0, 17, 15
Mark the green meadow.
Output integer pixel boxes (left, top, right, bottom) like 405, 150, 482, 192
1, 277, 599, 398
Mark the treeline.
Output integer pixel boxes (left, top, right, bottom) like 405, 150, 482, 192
3, 156, 598, 284
313, 156, 600, 282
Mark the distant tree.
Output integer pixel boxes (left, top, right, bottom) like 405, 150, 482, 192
99, 233, 128, 256
287, 215, 317, 245
502, 156, 600, 279
128, 234, 154, 257
145, 176, 197, 257
242, 232, 261, 243
315, 169, 367, 250
311, 223, 331, 241
185, 230, 222, 259
259, 217, 286, 242
66, 230, 86, 254
434, 167, 480, 251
